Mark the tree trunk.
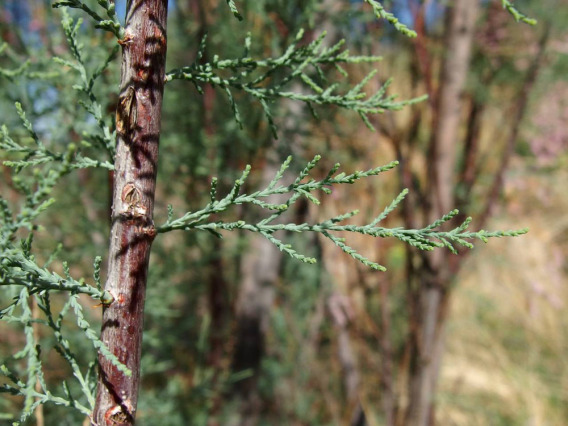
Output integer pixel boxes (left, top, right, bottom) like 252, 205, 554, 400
231, 53, 308, 422
479, 24, 550, 227
328, 293, 366, 426
231, 142, 290, 425
93, 1, 168, 424
428, 0, 479, 217
231, 4, 343, 417
232, 223, 280, 403
407, 1, 479, 425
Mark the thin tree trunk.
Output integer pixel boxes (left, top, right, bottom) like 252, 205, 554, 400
32, 299, 45, 426
428, 0, 479, 218
93, 1, 168, 424
231, 148, 287, 418
479, 24, 550, 227
378, 279, 394, 426
328, 293, 365, 426
407, 1, 478, 425
231, 44, 309, 421
232, 225, 280, 397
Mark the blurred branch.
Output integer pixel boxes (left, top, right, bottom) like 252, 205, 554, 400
364, 0, 417, 37
479, 24, 550, 227
501, 0, 537, 25
166, 30, 426, 137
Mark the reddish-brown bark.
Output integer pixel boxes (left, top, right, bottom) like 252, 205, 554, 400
93, 1, 168, 424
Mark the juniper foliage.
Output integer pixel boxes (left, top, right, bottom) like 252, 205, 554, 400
0, 0, 531, 423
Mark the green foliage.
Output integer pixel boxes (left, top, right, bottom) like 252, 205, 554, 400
166, 29, 426, 137
502, 0, 538, 25
0, 96, 120, 420
364, 0, 417, 37
52, 0, 123, 38
0, 1, 530, 423
159, 156, 527, 271
225, 0, 244, 21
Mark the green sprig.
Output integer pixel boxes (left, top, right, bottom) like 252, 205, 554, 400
0, 249, 104, 300
226, 0, 243, 21
166, 31, 425, 137
53, 0, 123, 38
501, 0, 537, 25
364, 0, 417, 37
158, 157, 527, 270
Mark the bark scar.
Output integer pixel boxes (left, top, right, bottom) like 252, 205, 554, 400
120, 183, 146, 218
138, 223, 157, 240
116, 86, 137, 135
117, 30, 135, 47
104, 400, 134, 424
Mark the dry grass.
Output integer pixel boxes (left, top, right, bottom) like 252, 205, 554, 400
439, 161, 568, 425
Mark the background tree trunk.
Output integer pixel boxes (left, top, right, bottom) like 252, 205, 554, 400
406, 1, 479, 425
93, 1, 168, 424
231, 99, 304, 422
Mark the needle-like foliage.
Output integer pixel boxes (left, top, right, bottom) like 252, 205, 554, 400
167, 30, 426, 137
502, 0, 538, 25
159, 156, 527, 271
0, 1, 533, 423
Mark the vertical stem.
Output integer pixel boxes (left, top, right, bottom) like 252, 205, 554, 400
408, 2, 479, 425
479, 24, 550, 228
93, 1, 168, 424
428, 0, 479, 218
32, 299, 45, 426
378, 279, 394, 426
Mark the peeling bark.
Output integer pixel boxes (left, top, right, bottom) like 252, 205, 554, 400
93, 1, 168, 424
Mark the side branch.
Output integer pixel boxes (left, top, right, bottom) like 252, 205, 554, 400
158, 157, 527, 271
166, 31, 426, 136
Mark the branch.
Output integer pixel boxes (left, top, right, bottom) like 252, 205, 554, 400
501, 0, 537, 25
158, 157, 527, 271
0, 249, 108, 302
1, 289, 128, 423
225, 0, 243, 21
166, 30, 426, 137
52, 0, 124, 38
1, 13, 119, 172
364, 0, 417, 37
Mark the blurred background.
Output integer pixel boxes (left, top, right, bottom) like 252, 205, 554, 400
1, 0, 567, 425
